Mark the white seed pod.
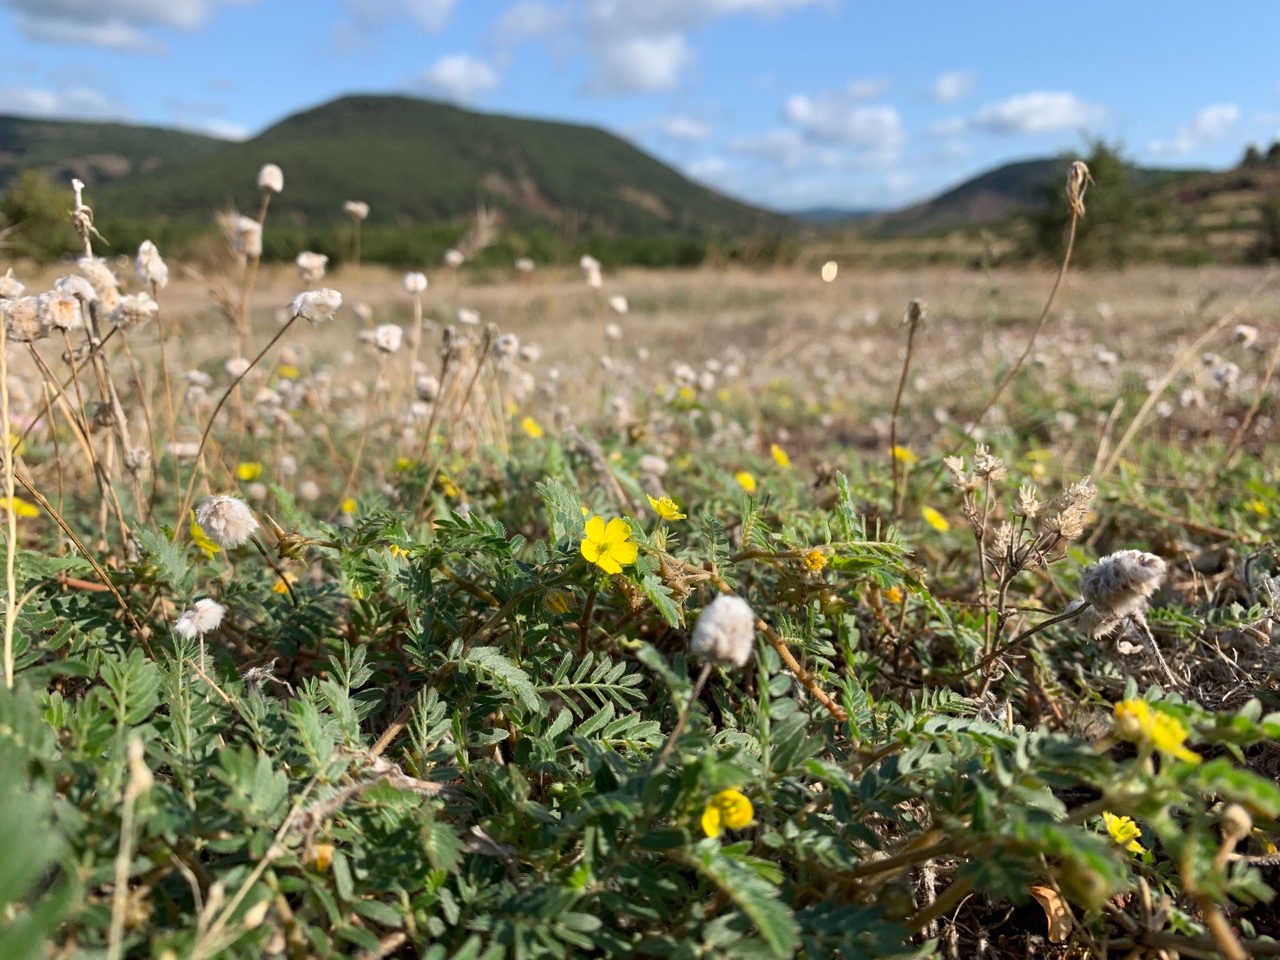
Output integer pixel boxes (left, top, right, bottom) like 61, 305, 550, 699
289, 288, 343, 326
443, 248, 465, 268
2, 296, 49, 342
235, 216, 263, 258
1079, 549, 1167, 637
403, 271, 428, 294
108, 292, 159, 330
690, 595, 757, 669
0, 268, 25, 299
195, 495, 259, 548
373, 323, 403, 354
135, 240, 169, 289
295, 251, 328, 283
257, 163, 284, 193
344, 200, 370, 220
457, 307, 480, 325
608, 295, 628, 315
174, 598, 225, 639
514, 257, 535, 273
38, 291, 83, 331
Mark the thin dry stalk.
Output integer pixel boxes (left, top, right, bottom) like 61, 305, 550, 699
107, 737, 151, 960
1203, 328, 1280, 493
1, 317, 17, 688
943, 161, 1091, 462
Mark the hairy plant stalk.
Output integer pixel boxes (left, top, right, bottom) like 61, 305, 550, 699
1, 318, 16, 688
654, 662, 713, 768
889, 299, 923, 519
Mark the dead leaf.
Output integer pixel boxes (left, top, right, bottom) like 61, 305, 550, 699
1029, 884, 1073, 943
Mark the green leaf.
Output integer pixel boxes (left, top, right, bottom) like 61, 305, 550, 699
461, 646, 546, 716
678, 843, 800, 959
641, 573, 683, 628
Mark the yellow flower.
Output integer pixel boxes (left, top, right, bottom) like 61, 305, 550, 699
236, 461, 263, 481
1245, 499, 1269, 517
677, 386, 696, 402
770, 443, 791, 469
701, 789, 755, 838
892, 445, 918, 465
735, 471, 757, 493
394, 457, 415, 472
309, 842, 334, 871
647, 495, 686, 521
272, 572, 298, 594
277, 364, 301, 380
921, 505, 950, 532
1113, 699, 1201, 763
884, 585, 903, 604
580, 516, 639, 575
189, 511, 221, 559
340, 497, 357, 514
522, 416, 544, 440
1102, 812, 1145, 854
0, 496, 38, 518
803, 548, 827, 572
6, 431, 24, 456
388, 544, 409, 558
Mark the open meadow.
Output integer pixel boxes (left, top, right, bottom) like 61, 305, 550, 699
2, 177, 1280, 959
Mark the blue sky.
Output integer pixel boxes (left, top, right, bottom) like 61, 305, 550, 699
3, 1, 1280, 212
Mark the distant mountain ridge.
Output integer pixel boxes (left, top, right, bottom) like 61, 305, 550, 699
1, 95, 782, 240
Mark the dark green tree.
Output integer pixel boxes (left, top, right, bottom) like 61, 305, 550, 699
0, 170, 74, 262
1027, 140, 1145, 267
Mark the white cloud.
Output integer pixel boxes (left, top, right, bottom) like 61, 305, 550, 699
586, 33, 690, 94
1149, 103, 1240, 156
178, 117, 248, 140
931, 71, 974, 103
655, 114, 711, 141
401, 0, 455, 31
489, 1, 571, 45
5, 0, 240, 50
685, 156, 729, 182
783, 84, 903, 157
0, 85, 123, 119
972, 91, 1105, 134
415, 54, 500, 103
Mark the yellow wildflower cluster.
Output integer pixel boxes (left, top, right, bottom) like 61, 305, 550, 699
580, 516, 638, 575
803, 548, 827, 573
647, 495, 685, 522
1113, 699, 1201, 763
1102, 812, 1145, 854
701, 789, 755, 838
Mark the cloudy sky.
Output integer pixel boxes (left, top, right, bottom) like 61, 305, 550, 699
3, 0, 1280, 212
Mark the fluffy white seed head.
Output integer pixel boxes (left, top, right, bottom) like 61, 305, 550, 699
225, 356, 251, 379
1079, 549, 1167, 637
54, 274, 96, 302
344, 200, 369, 220
135, 240, 169, 289
78, 257, 120, 312
109, 292, 159, 330
1, 296, 48, 342
195, 495, 259, 548
38, 291, 83, 331
174, 598, 225, 639
403, 271, 428, 294
0, 268, 24, 299
579, 254, 600, 271
235, 216, 263, 258
515, 257, 535, 272
289, 288, 343, 326
690, 594, 757, 669
457, 307, 480, 325
258, 163, 284, 193
608, 295, 628, 315
295, 251, 328, 283
443, 248, 465, 268
373, 323, 403, 353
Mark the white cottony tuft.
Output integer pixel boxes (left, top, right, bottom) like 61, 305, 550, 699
690, 594, 757, 669
39, 291, 82, 331
608, 295, 628, 315
235, 216, 263, 258
514, 257, 535, 272
444, 248, 465, 268
344, 200, 370, 220
0, 268, 25, 299
195, 495, 259, 548
373, 323, 403, 353
295, 251, 328, 283
457, 307, 480, 325
1079, 549, 1167, 637
289, 288, 343, 326
135, 240, 169, 289
109, 292, 159, 330
174, 598, 225, 639
403, 272, 428, 294
258, 163, 284, 193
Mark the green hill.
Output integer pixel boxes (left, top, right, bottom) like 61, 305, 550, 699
87, 95, 780, 239
0, 115, 224, 190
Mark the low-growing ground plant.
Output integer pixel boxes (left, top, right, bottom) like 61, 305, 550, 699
0, 163, 1279, 960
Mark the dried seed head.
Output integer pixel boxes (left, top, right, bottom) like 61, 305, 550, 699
295, 251, 328, 283
609, 295, 628, 315
494, 333, 519, 358
2, 296, 48, 342
344, 200, 370, 220
1079, 549, 1166, 637
109, 292, 159, 330
78, 257, 120, 312
195, 495, 259, 548
1233, 324, 1259, 349
1067, 160, 1093, 218
135, 240, 169, 289
1041, 476, 1096, 542
289, 288, 343, 326
0, 268, 24, 299
904, 298, 925, 327
257, 163, 284, 193
515, 257, 535, 272
971, 444, 1006, 481
39, 291, 82, 331
943, 455, 972, 490
457, 307, 480, 326
54, 274, 96, 303
175, 598, 226, 639
690, 594, 756, 669
1015, 483, 1042, 519
415, 375, 440, 402
225, 357, 251, 379
443, 248, 465, 268
403, 271, 428, 294
234, 216, 263, 258
373, 323, 403, 353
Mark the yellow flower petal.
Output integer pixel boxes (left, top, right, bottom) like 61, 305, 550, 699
341, 497, 357, 514
522, 416, 544, 439
236, 461, 263, 481
0, 496, 38, 518
701, 804, 724, 838
770, 444, 791, 469
609, 541, 639, 566
584, 515, 606, 542
921, 505, 950, 533
803, 548, 827, 572
602, 517, 631, 544
735, 471, 757, 493
892, 445, 918, 464
580, 538, 603, 564
702, 789, 754, 838
647, 495, 686, 521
